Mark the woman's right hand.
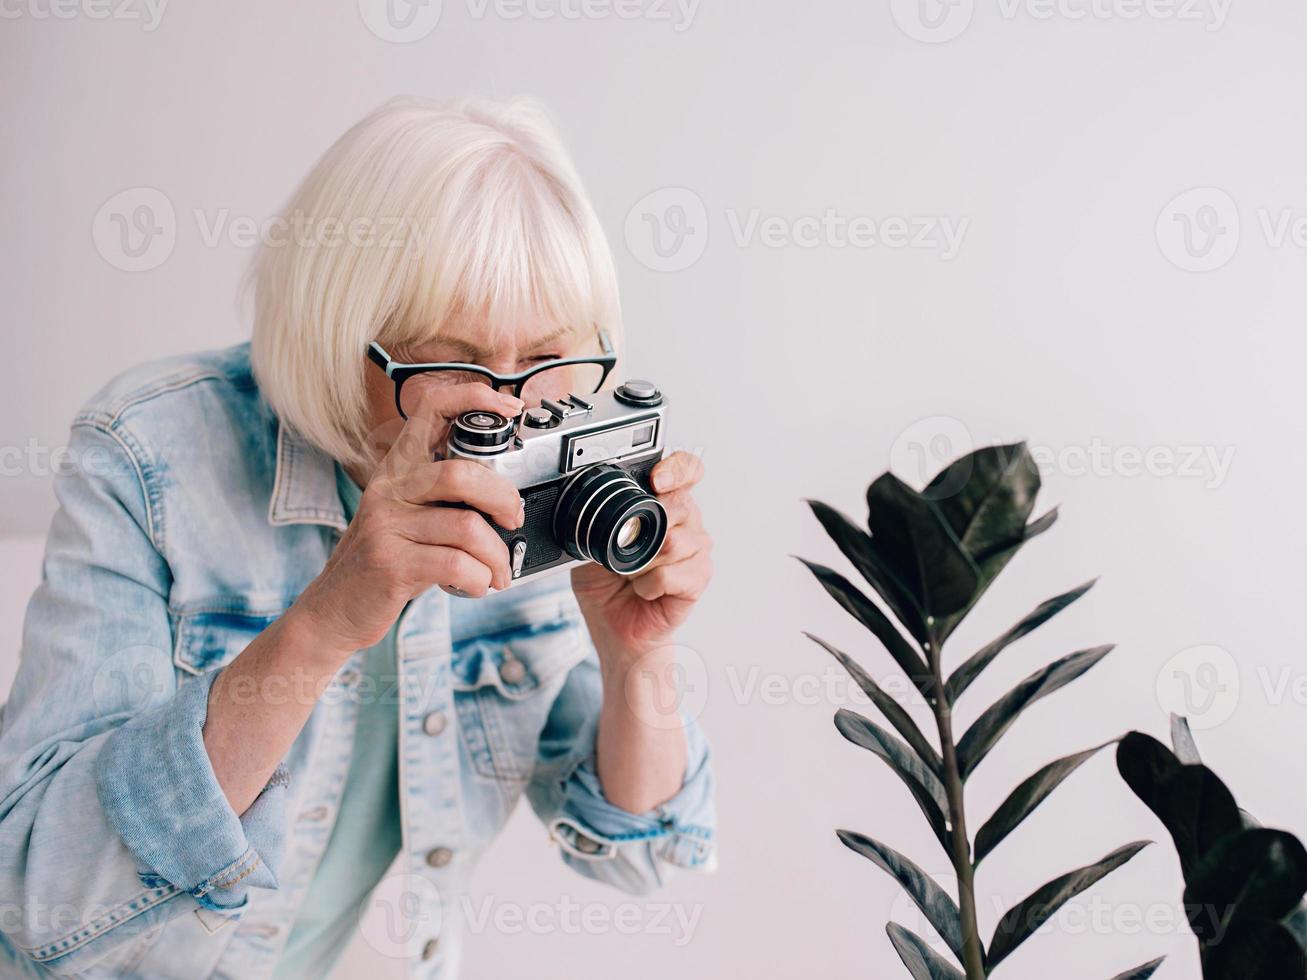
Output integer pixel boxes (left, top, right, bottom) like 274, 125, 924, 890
289, 382, 527, 658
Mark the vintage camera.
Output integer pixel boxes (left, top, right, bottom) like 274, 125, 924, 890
447, 380, 669, 585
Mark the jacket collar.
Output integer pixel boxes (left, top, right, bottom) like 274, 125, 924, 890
267, 423, 348, 531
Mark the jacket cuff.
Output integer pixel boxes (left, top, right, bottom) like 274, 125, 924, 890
94, 669, 288, 912
550, 717, 716, 871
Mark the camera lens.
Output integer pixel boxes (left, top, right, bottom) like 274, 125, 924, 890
553, 463, 667, 575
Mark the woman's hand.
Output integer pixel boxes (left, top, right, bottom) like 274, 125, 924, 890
289, 383, 526, 659
570, 451, 713, 662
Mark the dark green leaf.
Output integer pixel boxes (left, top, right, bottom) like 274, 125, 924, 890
1184, 829, 1307, 943
955, 645, 1114, 781
834, 710, 950, 855
926, 443, 1039, 562
807, 499, 930, 644
797, 560, 935, 701
987, 841, 1150, 969
837, 830, 966, 964
1023, 506, 1059, 541
1116, 733, 1242, 878
804, 632, 941, 774
885, 922, 965, 980
865, 474, 980, 622
1202, 921, 1307, 980
927, 445, 1046, 643
1170, 714, 1201, 764
973, 743, 1110, 867
945, 579, 1097, 704
1108, 957, 1165, 979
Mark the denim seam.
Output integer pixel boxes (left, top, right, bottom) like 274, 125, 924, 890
74, 368, 253, 428
25, 884, 179, 963
70, 420, 163, 552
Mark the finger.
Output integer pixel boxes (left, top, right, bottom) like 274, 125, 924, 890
656, 488, 702, 529
386, 459, 524, 529
384, 382, 523, 478
404, 507, 513, 590
644, 527, 711, 571
631, 551, 713, 602
408, 545, 495, 598
651, 452, 704, 494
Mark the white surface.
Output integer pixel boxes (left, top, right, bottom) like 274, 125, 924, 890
5, 4, 1307, 977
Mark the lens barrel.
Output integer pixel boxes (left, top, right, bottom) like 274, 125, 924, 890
553, 463, 667, 575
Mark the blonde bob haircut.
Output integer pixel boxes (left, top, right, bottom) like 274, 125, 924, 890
250, 96, 623, 471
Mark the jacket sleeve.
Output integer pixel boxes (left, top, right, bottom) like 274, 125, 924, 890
525, 644, 716, 896
0, 420, 287, 975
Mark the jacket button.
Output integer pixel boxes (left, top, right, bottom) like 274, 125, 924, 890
574, 834, 603, 855
499, 656, 526, 685
422, 711, 447, 736
426, 847, 453, 868
422, 938, 439, 961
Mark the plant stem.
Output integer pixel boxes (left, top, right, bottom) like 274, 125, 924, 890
927, 639, 987, 980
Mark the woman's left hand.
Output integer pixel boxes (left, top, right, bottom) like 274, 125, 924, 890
571, 451, 712, 661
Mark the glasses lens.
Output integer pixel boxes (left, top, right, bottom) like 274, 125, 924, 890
397, 370, 492, 418
520, 362, 606, 407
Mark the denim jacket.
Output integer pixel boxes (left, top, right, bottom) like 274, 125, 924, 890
0, 344, 716, 979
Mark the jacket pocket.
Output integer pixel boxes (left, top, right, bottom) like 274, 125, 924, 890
452, 616, 590, 783
172, 610, 281, 676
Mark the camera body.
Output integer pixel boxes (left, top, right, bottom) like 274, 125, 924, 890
448, 380, 669, 586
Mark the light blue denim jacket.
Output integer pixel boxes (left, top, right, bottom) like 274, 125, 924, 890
0, 344, 716, 979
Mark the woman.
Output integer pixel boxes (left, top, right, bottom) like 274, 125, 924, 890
0, 98, 715, 978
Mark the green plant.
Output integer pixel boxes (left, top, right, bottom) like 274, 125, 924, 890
1116, 716, 1307, 978
800, 443, 1161, 979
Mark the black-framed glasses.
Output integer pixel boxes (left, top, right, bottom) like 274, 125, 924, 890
367, 328, 617, 419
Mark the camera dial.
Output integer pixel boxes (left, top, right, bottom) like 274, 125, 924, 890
614, 379, 663, 407
451, 411, 514, 455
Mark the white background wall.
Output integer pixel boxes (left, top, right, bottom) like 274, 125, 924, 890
4, 2, 1307, 977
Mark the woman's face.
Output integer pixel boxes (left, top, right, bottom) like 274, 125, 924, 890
361, 311, 597, 459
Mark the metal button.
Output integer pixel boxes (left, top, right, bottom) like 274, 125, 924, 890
426, 847, 453, 868
422, 711, 447, 736
337, 667, 360, 688
499, 656, 526, 685
422, 938, 439, 961
574, 834, 603, 855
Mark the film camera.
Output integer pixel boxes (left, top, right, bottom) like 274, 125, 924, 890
447, 380, 669, 585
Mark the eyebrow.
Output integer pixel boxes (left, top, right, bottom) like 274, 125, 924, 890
429, 324, 579, 363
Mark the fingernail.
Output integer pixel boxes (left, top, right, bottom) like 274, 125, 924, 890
652, 471, 668, 492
